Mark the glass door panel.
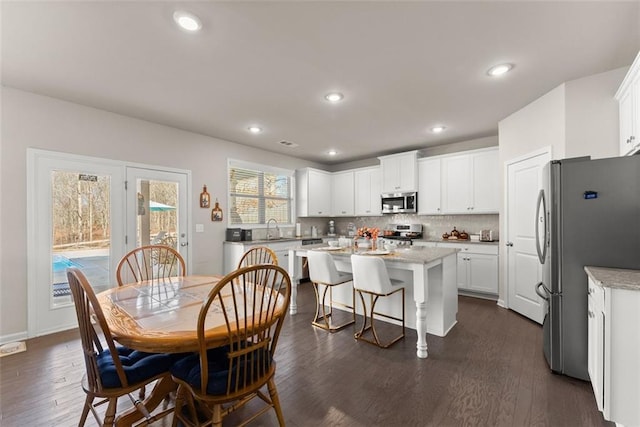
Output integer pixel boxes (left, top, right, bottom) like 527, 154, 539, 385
135, 178, 179, 249
50, 171, 112, 307
125, 167, 189, 270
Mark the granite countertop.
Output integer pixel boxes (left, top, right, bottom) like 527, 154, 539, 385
414, 238, 499, 246
584, 266, 640, 291
291, 244, 458, 265
224, 237, 301, 245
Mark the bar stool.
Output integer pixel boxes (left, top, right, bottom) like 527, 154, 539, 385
307, 250, 355, 332
351, 254, 405, 348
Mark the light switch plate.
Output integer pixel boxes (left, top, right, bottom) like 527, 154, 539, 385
195, 224, 204, 233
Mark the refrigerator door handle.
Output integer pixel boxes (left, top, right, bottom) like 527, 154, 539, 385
535, 282, 551, 301
535, 189, 548, 264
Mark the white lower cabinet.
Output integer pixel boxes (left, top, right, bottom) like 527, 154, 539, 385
587, 281, 604, 412
412, 241, 499, 296
223, 240, 301, 275
587, 276, 640, 426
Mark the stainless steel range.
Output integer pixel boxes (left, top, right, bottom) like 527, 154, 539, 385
380, 223, 423, 246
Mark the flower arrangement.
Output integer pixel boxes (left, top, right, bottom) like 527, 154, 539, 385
355, 226, 379, 240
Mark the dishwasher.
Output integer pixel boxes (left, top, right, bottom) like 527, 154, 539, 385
300, 238, 323, 281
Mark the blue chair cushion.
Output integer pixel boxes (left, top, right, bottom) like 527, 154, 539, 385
171, 344, 272, 395
97, 346, 188, 389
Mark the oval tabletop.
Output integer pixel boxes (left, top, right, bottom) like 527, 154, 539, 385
97, 275, 287, 353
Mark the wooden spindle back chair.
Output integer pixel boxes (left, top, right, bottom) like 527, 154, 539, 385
116, 244, 185, 286
237, 246, 278, 269
170, 264, 291, 427
67, 268, 178, 426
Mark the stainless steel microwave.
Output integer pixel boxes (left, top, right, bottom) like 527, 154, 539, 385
381, 192, 417, 214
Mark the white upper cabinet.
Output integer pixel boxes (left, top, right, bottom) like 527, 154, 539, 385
417, 157, 442, 214
442, 147, 499, 214
296, 168, 331, 217
354, 167, 381, 216
471, 149, 500, 212
331, 170, 355, 216
378, 151, 418, 193
616, 51, 640, 156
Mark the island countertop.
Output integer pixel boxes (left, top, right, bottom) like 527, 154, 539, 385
291, 244, 458, 265
584, 266, 640, 291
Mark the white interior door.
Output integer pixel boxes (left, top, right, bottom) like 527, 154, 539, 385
506, 149, 550, 324
27, 150, 124, 337
125, 167, 190, 269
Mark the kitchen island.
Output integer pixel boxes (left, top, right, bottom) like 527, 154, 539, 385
584, 266, 640, 427
288, 244, 458, 358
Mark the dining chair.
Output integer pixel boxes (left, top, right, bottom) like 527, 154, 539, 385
67, 268, 187, 426
237, 246, 278, 269
350, 254, 405, 348
307, 250, 355, 332
116, 244, 185, 286
170, 264, 291, 427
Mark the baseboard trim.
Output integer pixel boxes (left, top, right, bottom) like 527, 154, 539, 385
496, 299, 506, 308
0, 331, 29, 346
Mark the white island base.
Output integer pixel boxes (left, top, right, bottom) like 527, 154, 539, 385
289, 246, 458, 358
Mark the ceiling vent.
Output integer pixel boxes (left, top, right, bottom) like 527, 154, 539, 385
279, 140, 299, 148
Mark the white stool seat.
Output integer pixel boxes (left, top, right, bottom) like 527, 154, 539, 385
351, 254, 405, 348
307, 250, 355, 332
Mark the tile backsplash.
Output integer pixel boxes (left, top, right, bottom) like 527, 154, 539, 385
298, 214, 499, 240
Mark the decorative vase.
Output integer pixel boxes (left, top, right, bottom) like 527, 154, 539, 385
358, 238, 372, 250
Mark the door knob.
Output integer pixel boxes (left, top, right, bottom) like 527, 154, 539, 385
180, 242, 188, 247
506, 242, 514, 247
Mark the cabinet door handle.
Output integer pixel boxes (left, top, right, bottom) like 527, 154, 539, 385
588, 310, 594, 318
506, 242, 514, 247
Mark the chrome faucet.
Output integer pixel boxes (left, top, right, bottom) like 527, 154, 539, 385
266, 218, 279, 240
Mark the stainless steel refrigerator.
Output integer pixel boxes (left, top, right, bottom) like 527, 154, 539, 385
535, 155, 640, 381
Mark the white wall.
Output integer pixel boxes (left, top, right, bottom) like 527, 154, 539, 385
0, 87, 322, 339
497, 67, 626, 305
565, 66, 628, 159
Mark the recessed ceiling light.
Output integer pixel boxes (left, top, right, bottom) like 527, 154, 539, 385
248, 126, 262, 134
431, 126, 446, 133
487, 63, 513, 77
324, 92, 344, 103
173, 11, 202, 32
327, 150, 338, 156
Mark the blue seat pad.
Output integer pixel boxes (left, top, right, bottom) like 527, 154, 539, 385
97, 346, 187, 389
171, 344, 272, 395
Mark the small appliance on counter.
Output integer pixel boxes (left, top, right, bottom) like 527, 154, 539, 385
241, 229, 252, 241
479, 230, 496, 242
328, 220, 336, 236
226, 228, 242, 242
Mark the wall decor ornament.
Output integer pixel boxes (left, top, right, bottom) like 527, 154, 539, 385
211, 199, 223, 222
200, 185, 210, 208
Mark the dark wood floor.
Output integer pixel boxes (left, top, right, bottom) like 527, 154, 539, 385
1, 282, 612, 427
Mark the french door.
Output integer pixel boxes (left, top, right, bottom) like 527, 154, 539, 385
28, 150, 125, 336
28, 150, 190, 337
124, 167, 189, 263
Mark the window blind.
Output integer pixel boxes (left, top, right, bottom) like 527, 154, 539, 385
228, 160, 293, 225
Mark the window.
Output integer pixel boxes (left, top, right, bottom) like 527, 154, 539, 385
228, 160, 294, 225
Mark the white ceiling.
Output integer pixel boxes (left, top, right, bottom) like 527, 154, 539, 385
3, 1, 639, 165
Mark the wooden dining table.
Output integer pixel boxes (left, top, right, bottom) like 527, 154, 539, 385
96, 274, 287, 426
